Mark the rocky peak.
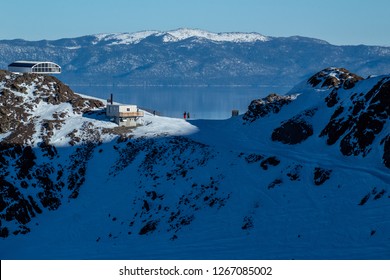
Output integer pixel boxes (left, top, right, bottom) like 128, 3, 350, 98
0, 71, 105, 144
308, 67, 364, 89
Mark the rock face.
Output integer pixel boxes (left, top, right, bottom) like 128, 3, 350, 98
308, 67, 363, 89
313, 167, 332, 186
243, 93, 295, 123
383, 136, 390, 168
0, 70, 104, 142
319, 72, 390, 157
272, 108, 316, 144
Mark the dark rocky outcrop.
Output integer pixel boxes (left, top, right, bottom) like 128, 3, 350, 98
243, 93, 295, 123
382, 136, 390, 168
313, 167, 332, 186
268, 178, 283, 189
271, 108, 316, 145
286, 164, 303, 181
260, 156, 281, 170
241, 216, 254, 230
358, 188, 387, 206
272, 120, 313, 144
320, 77, 390, 157
0, 71, 105, 139
0, 177, 41, 234
325, 89, 339, 107
139, 220, 159, 235
308, 67, 363, 89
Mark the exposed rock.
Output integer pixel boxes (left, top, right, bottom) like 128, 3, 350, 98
67, 142, 97, 199
0, 72, 105, 144
15, 146, 36, 179
0, 226, 9, 238
241, 216, 254, 230
358, 188, 386, 206
0, 177, 40, 229
260, 156, 280, 170
272, 108, 316, 145
313, 167, 332, 186
286, 164, 303, 181
358, 193, 370, 206
308, 67, 363, 89
320, 77, 390, 159
374, 189, 386, 200
139, 220, 159, 235
325, 89, 339, 107
382, 136, 390, 168
272, 119, 313, 145
243, 153, 264, 164
268, 178, 283, 189
243, 93, 295, 123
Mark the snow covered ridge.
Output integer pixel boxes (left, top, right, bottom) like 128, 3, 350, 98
0, 70, 196, 147
94, 30, 160, 45
94, 28, 270, 45
244, 67, 390, 167
161, 28, 269, 43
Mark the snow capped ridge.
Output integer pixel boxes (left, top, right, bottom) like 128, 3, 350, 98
93, 30, 160, 45
93, 28, 269, 45
162, 28, 270, 43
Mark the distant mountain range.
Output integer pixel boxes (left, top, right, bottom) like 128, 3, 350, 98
0, 28, 389, 87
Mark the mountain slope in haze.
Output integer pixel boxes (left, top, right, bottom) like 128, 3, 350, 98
0, 68, 389, 259
0, 28, 389, 87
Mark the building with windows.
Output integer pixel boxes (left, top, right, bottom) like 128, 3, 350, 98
8, 61, 61, 74
106, 104, 144, 127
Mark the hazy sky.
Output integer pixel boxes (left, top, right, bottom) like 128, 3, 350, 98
2, 0, 389, 46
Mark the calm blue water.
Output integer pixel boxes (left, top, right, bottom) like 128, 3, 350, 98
71, 85, 290, 119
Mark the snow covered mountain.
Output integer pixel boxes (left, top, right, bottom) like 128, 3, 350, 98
94, 28, 269, 45
0, 28, 389, 87
0, 67, 389, 259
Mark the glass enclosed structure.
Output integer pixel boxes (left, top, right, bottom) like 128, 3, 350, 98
8, 61, 61, 74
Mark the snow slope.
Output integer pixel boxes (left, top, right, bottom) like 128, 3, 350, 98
0, 69, 389, 260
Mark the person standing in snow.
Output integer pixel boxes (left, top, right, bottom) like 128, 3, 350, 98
186, 112, 190, 119
183, 111, 187, 120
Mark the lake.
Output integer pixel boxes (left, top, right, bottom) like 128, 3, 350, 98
71, 85, 291, 119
